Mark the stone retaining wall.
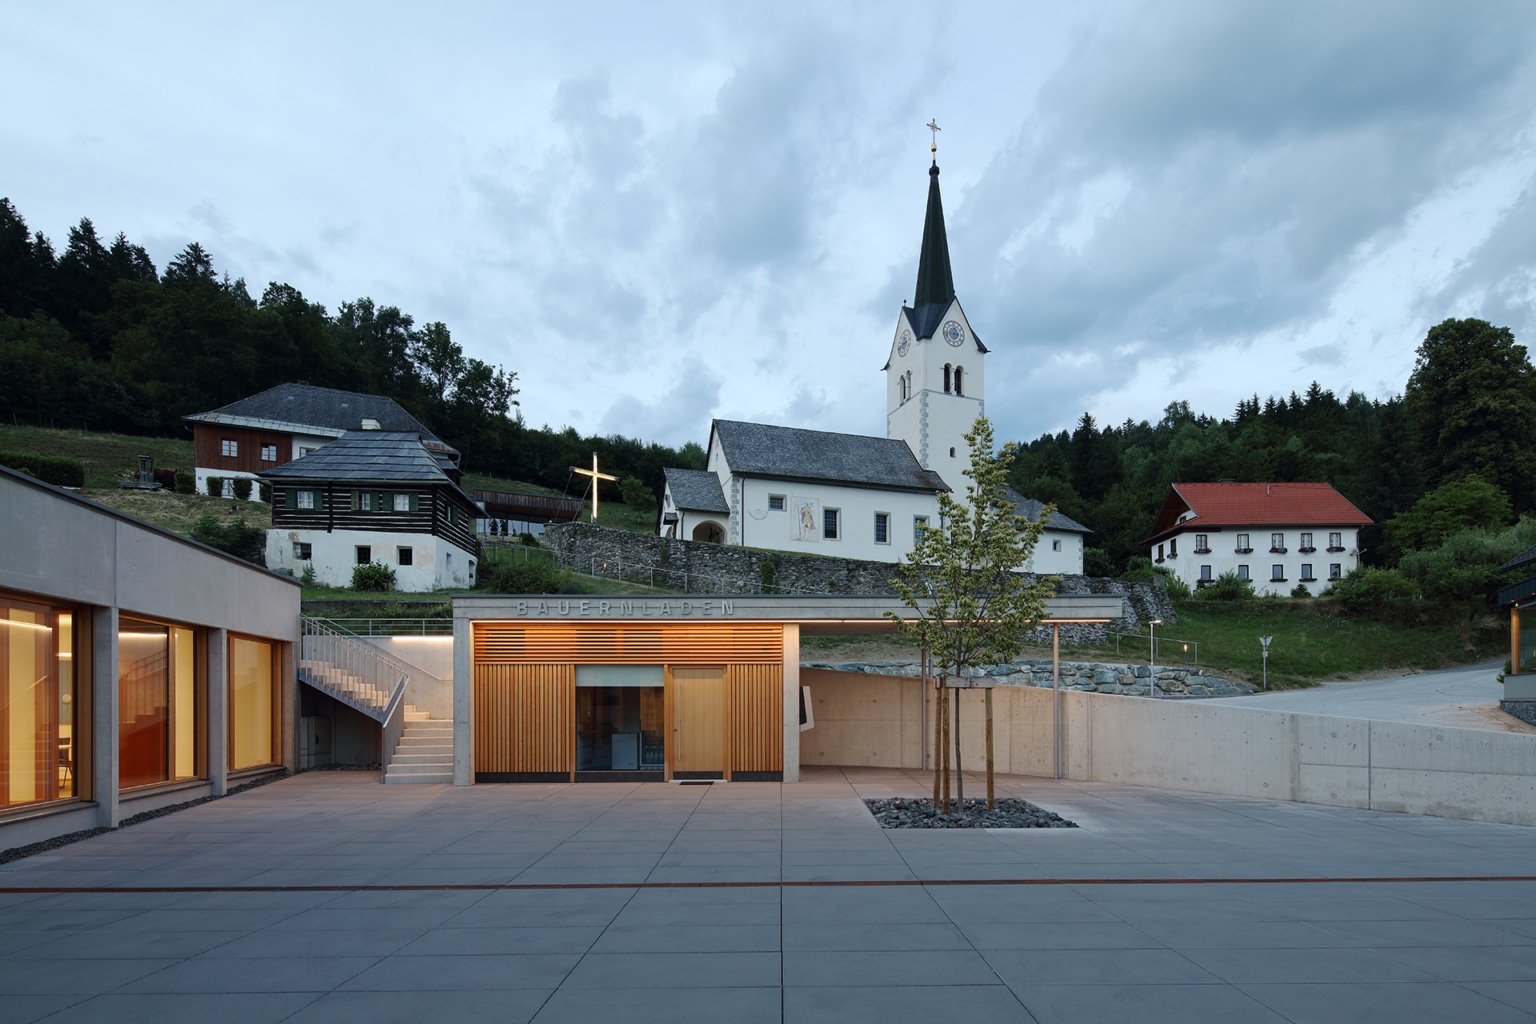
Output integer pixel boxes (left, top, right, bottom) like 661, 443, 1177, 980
544, 522, 1176, 639
801, 659, 1254, 699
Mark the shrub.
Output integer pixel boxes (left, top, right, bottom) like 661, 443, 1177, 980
0, 449, 85, 487
1083, 547, 1116, 578
174, 470, 196, 494
258, 481, 272, 503
299, 563, 317, 586
188, 514, 267, 565
1195, 571, 1257, 601
152, 468, 176, 489
619, 475, 656, 512
1160, 572, 1191, 599
1291, 582, 1312, 598
231, 478, 253, 501
487, 519, 500, 536
205, 475, 224, 497
1328, 566, 1420, 615
520, 531, 538, 546
351, 561, 396, 592
484, 559, 565, 594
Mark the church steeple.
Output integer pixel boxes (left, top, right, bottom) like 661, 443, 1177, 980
912, 161, 955, 330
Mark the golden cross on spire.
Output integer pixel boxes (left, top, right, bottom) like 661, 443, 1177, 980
571, 452, 619, 522
927, 118, 941, 156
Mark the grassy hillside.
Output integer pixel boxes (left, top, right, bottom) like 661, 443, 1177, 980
0, 424, 195, 488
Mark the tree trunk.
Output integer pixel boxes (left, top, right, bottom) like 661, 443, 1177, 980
953, 688, 964, 810
985, 686, 995, 811
940, 677, 950, 811
930, 665, 941, 808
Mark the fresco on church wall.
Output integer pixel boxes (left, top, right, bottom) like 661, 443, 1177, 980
793, 497, 820, 542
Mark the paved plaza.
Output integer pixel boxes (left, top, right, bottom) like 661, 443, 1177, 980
2, 767, 1535, 1023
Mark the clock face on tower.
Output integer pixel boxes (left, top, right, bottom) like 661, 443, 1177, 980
897, 331, 911, 357
943, 321, 965, 347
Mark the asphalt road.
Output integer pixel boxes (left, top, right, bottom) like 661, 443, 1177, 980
1230, 658, 1536, 733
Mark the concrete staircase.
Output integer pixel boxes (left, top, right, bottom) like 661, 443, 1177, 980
385, 709, 454, 784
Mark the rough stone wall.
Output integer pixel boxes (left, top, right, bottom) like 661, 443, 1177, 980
544, 522, 1177, 637
800, 658, 1254, 699
1502, 700, 1536, 726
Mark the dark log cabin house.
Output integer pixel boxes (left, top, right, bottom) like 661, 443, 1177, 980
260, 431, 482, 591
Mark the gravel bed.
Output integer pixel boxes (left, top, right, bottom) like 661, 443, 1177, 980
0, 770, 289, 865
864, 796, 1078, 829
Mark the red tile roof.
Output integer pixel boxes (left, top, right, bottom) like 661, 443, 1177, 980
1146, 482, 1372, 543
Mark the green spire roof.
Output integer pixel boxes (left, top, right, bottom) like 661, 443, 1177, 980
909, 162, 956, 338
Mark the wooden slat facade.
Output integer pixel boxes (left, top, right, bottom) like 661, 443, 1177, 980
473, 623, 782, 665
471, 623, 785, 782
473, 664, 574, 774
193, 424, 293, 474
268, 484, 480, 554
729, 665, 783, 773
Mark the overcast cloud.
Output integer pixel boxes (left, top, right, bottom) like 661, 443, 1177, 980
7, 0, 1536, 448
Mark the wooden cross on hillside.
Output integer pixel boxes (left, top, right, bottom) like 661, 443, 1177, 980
571, 452, 618, 522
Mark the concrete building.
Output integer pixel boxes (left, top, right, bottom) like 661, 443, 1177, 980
0, 465, 299, 848
261, 431, 482, 591
1145, 482, 1373, 596
183, 382, 458, 500
449, 592, 1121, 785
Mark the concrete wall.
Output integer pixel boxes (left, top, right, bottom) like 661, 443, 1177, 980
802, 669, 1536, 827
266, 527, 477, 591
362, 636, 453, 719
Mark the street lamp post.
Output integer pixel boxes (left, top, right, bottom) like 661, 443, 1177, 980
1149, 618, 1162, 697
1260, 635, 1273, 689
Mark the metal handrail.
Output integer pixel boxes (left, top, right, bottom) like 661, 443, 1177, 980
299, 617, 420, 720
309, 617, 452, 637
380, 673, 410, 785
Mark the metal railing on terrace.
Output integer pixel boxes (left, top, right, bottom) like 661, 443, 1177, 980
312, 617, 452, 637
1108, 629, 1201, 667
562, 553, 835, 596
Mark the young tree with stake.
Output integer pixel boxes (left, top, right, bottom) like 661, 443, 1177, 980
886, 417, 1058, 812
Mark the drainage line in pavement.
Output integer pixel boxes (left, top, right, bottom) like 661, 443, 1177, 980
4, 875, 1536, 895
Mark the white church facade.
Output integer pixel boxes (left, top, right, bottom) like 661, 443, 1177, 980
658, 147, 1089, 574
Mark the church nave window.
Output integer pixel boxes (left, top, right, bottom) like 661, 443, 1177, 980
768, 494, 785, 512
873, 512, 890, 545
823, 508, 840, 540
914, 515, 928, 543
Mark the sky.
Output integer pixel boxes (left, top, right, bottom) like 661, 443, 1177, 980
8, 0, 1536, 449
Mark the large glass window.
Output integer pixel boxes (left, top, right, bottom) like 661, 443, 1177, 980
1, 596, 77, 809
576, 666, 664, 773
118, 617, 198, 789
229, 636, 277, 771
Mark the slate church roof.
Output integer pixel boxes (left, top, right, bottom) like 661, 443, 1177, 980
1003, 488, 1092, 534
711, 420, 949, 494
185, 383, 456, 458
663, 468, 729, 513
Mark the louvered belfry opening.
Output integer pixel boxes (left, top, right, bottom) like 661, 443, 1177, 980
471, 622, 784, 782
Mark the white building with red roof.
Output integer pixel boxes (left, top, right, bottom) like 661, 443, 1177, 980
1145, 482, 1373, 596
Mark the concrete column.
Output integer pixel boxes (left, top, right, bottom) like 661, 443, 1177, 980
206, 628, 228, 796
781, 624, 800, 782
453, 612, 472, 786
281, 634, 298, 774
92, 606, 119, 828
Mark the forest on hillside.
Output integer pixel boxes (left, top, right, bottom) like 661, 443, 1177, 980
6, 198, 1536, 613
0, 199, 704, 504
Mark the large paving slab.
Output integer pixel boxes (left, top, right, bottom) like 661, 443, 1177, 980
1, 766, 1534, 1022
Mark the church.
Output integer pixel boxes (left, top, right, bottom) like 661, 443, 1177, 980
658, 141, 1089, 575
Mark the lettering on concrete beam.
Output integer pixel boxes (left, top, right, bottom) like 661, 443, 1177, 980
494, 597, 741, 619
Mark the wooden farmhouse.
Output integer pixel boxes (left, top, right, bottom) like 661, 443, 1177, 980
260, 430, 482, 590
184, 382, 458, 500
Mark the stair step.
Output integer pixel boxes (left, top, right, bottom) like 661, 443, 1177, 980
392, 752, 455, 765
385, 772, 453, 784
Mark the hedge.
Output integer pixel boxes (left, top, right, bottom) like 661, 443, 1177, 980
0, 450, 86, 488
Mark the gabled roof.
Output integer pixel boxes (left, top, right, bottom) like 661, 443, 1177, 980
1146, 482, 1372, 544
1003, 488, 1092, 534
184, 383, 456, 457
664, 468, 729, 514
258, 431, 476, 505
711, 420, 949, 494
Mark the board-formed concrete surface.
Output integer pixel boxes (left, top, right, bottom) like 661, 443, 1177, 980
3, 768, 1535, 1023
